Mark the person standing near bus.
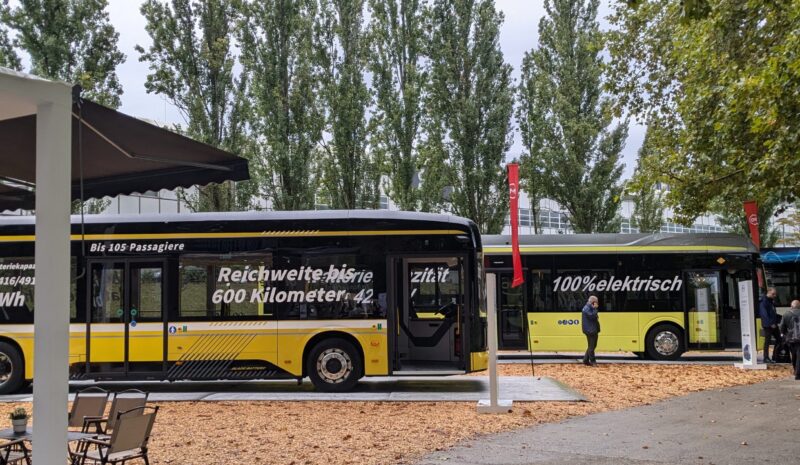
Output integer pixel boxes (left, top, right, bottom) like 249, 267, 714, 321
582, 295, 600, 366
759, 287, 781, 363
779, 300, 800, 379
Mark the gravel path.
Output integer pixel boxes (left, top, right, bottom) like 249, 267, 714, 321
1, 363, 790, 464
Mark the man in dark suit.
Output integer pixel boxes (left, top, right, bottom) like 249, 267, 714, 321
759, 287, 780, 363
582, 295, 600, 366
779, 299, 800, 379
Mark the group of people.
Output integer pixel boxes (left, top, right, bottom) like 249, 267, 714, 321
759, 288, 800, 380
580, 289, 800, 380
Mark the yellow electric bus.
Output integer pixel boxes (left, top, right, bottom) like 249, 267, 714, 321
0, 211, 487, 394
483, 233, 759, 359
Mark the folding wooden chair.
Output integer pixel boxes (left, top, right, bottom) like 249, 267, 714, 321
83, 389, 149, 436
0, 440, 30, 465
70, 406, 159, 465
68, 387, 110, 432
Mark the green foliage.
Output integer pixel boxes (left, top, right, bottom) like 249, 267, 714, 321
238, 0, 323, 211
71, 198, 110, 215
623, 0, 710, 20
137, 0, 256, 212
8, 407, 28, 421
0, 4, 20, 70
426, 0, 513, 234
777, 210, 800, 246
629, 130, 664, 233
516, 155, 543, 234
368, 0, 433, 212
3, 0, 125, 108
607, 0, 800, 224
316, 0, 380, 209
713, 196, 781, 249
517, 0, 625, 234
178, 181, 256, 213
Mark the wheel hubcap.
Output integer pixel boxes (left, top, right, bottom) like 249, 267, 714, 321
317, 348, 352, 384
0, 353, 12, 384
654, 331, 679, 356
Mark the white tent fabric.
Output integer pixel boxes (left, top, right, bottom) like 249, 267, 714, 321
1, 66, 72, 464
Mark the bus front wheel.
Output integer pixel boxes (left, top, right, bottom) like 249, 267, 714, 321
306, 338, 362, 392
645, 324, 684, 361
0, 342, 24, 394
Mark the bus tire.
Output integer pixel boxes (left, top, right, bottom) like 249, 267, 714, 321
645, 324, 684, 361
306, 338, 362, 392
0, 342, 24, 394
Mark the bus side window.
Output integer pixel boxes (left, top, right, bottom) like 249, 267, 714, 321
528, 270, 552, 312
274, 252, 383, 321
408, 262, 462, 320
553, 269, 615, 312
620, 272, 683, 312
178, 255, 273, 320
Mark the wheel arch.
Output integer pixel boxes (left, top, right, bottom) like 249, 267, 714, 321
642, 317, 685, 345
302, 331, 365, 378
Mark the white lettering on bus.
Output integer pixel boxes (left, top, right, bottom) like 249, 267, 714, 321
89, 242, 185, 254
0, 291, 25, 307
410, 267, 450, 284
215, 265, 373, 284
229, 287, 373, 305
552, 275, 683, 293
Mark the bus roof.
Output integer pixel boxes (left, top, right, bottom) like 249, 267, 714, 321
0, 210, 476, 228
0, 211, 481, 247
761, 247, 800, 264
483, 233, 757, 254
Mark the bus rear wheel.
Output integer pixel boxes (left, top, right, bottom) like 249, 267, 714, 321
0, 342, 24, 394
306, 338, 362, 392
645, 324, 684, 361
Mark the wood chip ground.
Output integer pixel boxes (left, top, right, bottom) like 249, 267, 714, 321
7, 364, 791, 464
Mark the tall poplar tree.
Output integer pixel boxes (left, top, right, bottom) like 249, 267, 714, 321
137, 0, 255, 212
426, 0, 513, 233
629, 131, 664, 233
3, 0, 124, 108
239, 0, 323, 211
0, 5, 20, 70
368, 0, 432, 211
317, 0, 380, 209
518, 155, 544, 234
518, 0, 626, 233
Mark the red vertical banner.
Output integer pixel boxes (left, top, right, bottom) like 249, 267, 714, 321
743, 200, 760, 249
508, 163, 524, 288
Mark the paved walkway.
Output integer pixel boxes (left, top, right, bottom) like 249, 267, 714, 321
0, 376, 584, 403
416, 377, 800, 465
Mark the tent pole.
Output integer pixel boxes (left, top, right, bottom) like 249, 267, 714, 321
32, 99, 71, 464
477, 273, 513, 413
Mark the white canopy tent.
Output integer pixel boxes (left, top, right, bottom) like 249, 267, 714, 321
0, 67, 249, 462
0, 67, 72, 464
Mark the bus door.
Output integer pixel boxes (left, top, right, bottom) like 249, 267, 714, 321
86, 259, 167, 377
393, 257, 465, 372
722, 272, 742, 347
721, 269, 755, 347
497, 272, 527, 350
685, 270, 723, 349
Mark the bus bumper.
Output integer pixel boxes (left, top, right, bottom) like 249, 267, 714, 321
470, 350, 488, 372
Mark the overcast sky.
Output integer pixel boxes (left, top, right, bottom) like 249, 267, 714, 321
103, 0, 644, 179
